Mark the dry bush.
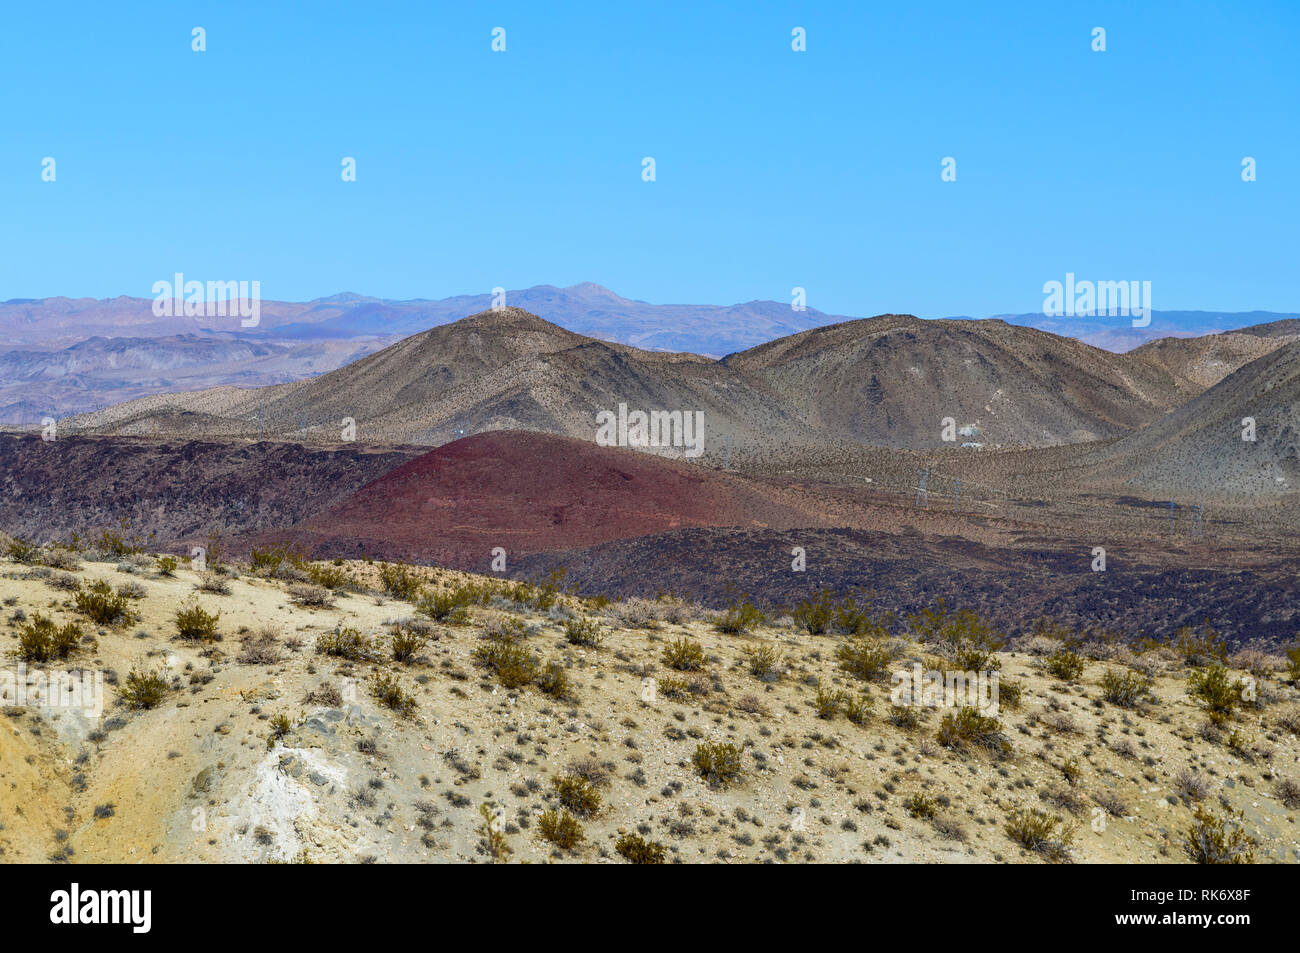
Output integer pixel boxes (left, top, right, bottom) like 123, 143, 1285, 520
238, 627, 282, 664
1173, 768, 1212, 801
289, 583, 332, 608
196, 573, 231, 595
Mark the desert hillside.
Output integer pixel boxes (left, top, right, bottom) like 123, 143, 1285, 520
1, 543, 1295, 864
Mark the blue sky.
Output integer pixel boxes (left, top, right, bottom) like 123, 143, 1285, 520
3, 0, 1297, 319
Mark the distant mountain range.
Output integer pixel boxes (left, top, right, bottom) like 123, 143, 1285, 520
1, 282, 1297, 424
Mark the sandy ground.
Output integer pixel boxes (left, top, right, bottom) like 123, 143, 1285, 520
1, 554, 1297, 864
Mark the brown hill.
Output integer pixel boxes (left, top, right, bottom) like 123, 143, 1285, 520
66, 308, 1208, 454
1085, 339, 1300, 497
64, 308, 814, 458
1129, 330, 1296, 391
253, 430, 836, 567
723, 315, 1190, 447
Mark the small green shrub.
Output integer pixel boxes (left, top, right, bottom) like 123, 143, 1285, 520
1188, 664, 1242, 724
370, 670, 417, 717
474, 641, 538, 689
937, 706, 1009, 755
741, 641, 781, 681
17, 614, 83, 663
536, 661, 573, 700
1005, 808, 1075, 862
1044, 649, 1086, 681
120, 666, 170, 710
692, 741, 743, 788
156, 555, 179, 576
904, 792, 937, 819
836, 638, 898, 681
379, 562, 424, 600
390, 626, 427, 663
615, 833, 666, 864
417, 589, 471, 624
1183, 805, 1255, 864
174, 601, 220, 642
563, 617, 604, 648
792, 590, 834, 635
814, 688, 843, 720
74, 579, 132, 625
538, 809, 584, 850
317, 626, 373, 660
552, 774, 601, 817
1099, 668, 1153, 708
714, 597, 765, 635
662, 638, 706, 671
6, 537, 39, 564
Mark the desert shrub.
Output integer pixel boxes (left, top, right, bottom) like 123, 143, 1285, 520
156, 555, 178, 576
1044, 649, 1086, 681
713, 596, 764, 635
266, 712, 293, 748
887, 704, 924, 731
379, 562, 423, 600
238, 628, 282, 665
1183, 806, 1255, 864
317, 626, 373, 661
834, 591, 887, 637
17, 614, 83, 663
48, 571, 81, 592
250, 545, 303, 574
174, 601, 220, 642
1275, 706, 1300, 735
741, 641, 782, 681
120, 666, 170, 710
662, 638, 706, 671
1274, 778, 1300, 809
813, 688, 843, 719
1100, 668, 1153, 708
6, 538, 39, 564
74, 579, 132, 625
93, 523, 148, 557
996, 678, 1024, 710
615, 833, 666, 864
904, 792, 937, 819
474, 641, 538, 689
1170, 624, 1228, 666
1173, 768, 1211, 801
553, 774, 601, 817
692, 741, 743, 788
792, 589, 834, 635
836, 637, 899, 682
843, 694, 871, 725
536, 661, 573, 700
370, 670, 417, 717
116, 580, 146, 600
42, 547, 81, 571
1286, 644, 1300, 686
657, 676, 705, 700
936, 706, 1009, 756
907, 600, 1005, 671
481, 613, 528, 644
390, 625, 427, 663
288, 583, 332, 608
563, 616, 604, 648
1092, 789, 1129, 818
417, 589, 471, 624
1188, 664, 1242, 724
538, 810, 584, 850
1005, 808, 1075, 862
195, 572, 231, 594
306, 563, 352, 590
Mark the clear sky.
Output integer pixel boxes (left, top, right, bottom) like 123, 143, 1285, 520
3, 0, 1297, 318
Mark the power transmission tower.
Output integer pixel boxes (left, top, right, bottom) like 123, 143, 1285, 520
724, 433, 731, 470
916, 468, 930, 509
1192, 503, 1204, 537
953, 477, 959, 514
1167, 500, 1176, 538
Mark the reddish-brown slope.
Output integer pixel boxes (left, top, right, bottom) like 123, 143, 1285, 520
264, 430, 833, 565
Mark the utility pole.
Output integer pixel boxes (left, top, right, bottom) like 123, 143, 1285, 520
953, 477, 959, 514
1167, 500, 1176, 538
724, 433, 731, 470
1192, 503, 1204, 537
